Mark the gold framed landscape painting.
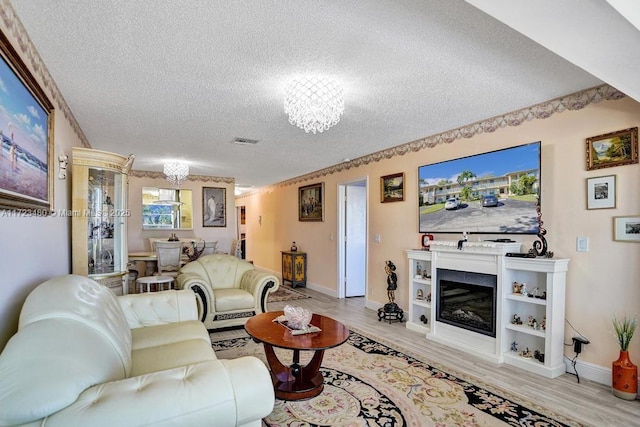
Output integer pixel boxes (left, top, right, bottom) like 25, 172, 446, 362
0, 30, 54, 213
586, 127, 638, 171
380, 172, 404, 203
298, 182, 324, 221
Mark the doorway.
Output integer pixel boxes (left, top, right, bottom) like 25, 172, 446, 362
338, 177, 367, 298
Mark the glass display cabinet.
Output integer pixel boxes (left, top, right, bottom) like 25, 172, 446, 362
72, 147, 134, 295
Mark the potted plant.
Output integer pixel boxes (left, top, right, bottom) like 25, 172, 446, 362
612, 315, 638, 400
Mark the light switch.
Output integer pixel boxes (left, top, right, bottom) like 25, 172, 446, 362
576, 236, 589, 252
374, 233, 381, 243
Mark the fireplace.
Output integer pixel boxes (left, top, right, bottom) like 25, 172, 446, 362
436, 268, 497, 337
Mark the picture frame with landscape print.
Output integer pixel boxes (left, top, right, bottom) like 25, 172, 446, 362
298, 182, 324, 221
380, 172, 404, 203
202, 187, 226, 227
613, 215, 640, 242
586, 127, 638, 171
586, 175, 616, 210
0, 30, 54, 212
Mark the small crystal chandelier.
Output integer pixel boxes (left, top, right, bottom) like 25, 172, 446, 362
163, 160, 189, 188
284, 76, 344, 134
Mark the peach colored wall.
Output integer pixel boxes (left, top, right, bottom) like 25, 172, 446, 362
128, 175, 236, 253
238, 97, 640, 370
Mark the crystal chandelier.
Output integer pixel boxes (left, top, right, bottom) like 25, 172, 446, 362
284, 76, 344, 134
163, 161, 189, 188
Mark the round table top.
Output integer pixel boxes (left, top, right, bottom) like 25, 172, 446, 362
136, 275, 174, 284
245, 311, 349, 351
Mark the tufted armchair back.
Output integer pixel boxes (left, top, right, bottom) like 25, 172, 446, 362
179, 253, 254, 289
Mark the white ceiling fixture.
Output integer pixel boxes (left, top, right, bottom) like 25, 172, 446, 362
163, 161, 189, 188
284, 76, 344, 134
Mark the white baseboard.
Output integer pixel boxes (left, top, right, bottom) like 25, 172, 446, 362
564, 355, 616, 387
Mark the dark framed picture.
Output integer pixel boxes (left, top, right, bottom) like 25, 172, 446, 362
586, 127, 638, 171
586, 175, 616, 210
380, 172, 404, 203
203, 187, 226, 227
0, 30, 54, 212
613, 215, 640, 242
299, 182, 324, 221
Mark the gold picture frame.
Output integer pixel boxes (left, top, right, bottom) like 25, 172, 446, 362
298, 182, 324, 221
586, 175, 616, 210
0, 29, 54, 213
613, 215, 640, 242
380, 172, 404, 203
586, 127, 638, 171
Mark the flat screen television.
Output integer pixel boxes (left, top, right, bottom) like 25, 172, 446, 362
418, 141, 541, 234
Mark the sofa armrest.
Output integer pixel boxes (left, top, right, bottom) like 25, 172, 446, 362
239, 270, 279, 312
43, 359, 272, 427
118, 290, 198, 329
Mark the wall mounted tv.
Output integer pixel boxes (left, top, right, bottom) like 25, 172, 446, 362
418, 141, 541, 234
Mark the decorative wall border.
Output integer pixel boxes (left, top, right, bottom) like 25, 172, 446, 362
129, 170, 234, 184
256, 84, 625, 194
0, 0, 90, 148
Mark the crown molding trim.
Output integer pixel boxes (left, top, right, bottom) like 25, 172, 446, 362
130, 170, 234, 184
261, 84, 625, 193
1, 0, 90, 148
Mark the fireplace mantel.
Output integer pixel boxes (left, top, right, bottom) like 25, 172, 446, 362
406, 247, 569, 378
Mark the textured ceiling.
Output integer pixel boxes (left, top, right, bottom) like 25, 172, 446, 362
9, 0, 627, 193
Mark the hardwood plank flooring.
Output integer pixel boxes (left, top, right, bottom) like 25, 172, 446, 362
256, 286, 640, 426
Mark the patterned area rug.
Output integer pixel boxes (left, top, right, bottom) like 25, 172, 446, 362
211, 329, 582, 427
267, 286, 310, 302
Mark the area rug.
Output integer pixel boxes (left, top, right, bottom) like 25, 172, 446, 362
267, 285, 310, 303
211, 329, 582, 427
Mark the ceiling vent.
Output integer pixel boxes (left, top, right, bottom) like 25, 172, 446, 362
231, 137, 259, 146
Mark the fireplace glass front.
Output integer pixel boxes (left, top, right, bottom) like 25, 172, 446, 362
436, 269, 497, 337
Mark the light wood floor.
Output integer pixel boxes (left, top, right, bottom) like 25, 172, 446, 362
251, 286, 639, 426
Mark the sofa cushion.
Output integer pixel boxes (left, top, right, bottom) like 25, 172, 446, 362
0, 319, 130, 426
214, 288, 255, 312
130, 320, 213, 351
130, 339, 215, 376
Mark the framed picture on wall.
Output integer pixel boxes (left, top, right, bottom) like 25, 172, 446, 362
298, 182, 324, 221
586, 127, 638, 171
613, 215, 640, 242
380, 172, 405, 203
0, 30, 54, 212
203, 187, 226, 227
586, 175, 616, 209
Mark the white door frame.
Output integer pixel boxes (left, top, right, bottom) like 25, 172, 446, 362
337, 176, 368, 299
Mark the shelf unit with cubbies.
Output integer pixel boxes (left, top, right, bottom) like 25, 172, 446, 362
501, 257, 569, 378
405, 249, 434, 334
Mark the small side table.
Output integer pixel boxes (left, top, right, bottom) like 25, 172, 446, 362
281, 251, 307, 288
136, 275, 174, 293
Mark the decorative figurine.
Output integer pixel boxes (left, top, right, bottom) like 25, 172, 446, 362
511, 341, 518, 352
378, 260, 404, 323
519, 347, 533, 358
416, 262, 422, 277
416, 289, 424, 300
540, 316, 546, 331
534, 350, 545, 363
426, 292, 432, 303
512, 281, 523, 294
291, 241, 298, 251
511, 314, 522, 325
528, 316, 538, 330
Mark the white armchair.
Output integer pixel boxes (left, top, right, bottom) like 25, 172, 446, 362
177, 254, 279, 330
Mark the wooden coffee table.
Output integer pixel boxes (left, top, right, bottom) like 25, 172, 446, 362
245, 311, 349, 401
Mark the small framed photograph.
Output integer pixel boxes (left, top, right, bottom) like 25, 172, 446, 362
586, 127, 638, 171
613, 216, 640, 242
586, 175, 616, 209
299, 182, 324, 221
380, 172, 405, 203
203, 187, 226, 227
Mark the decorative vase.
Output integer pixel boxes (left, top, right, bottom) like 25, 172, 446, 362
612, 350, 638, 400
290, 241, 297, 251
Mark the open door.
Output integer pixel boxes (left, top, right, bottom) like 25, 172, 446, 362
338, 178, 367, 298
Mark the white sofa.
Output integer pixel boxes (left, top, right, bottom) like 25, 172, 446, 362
177, 254, 279, 330
0, 274, 274, 427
